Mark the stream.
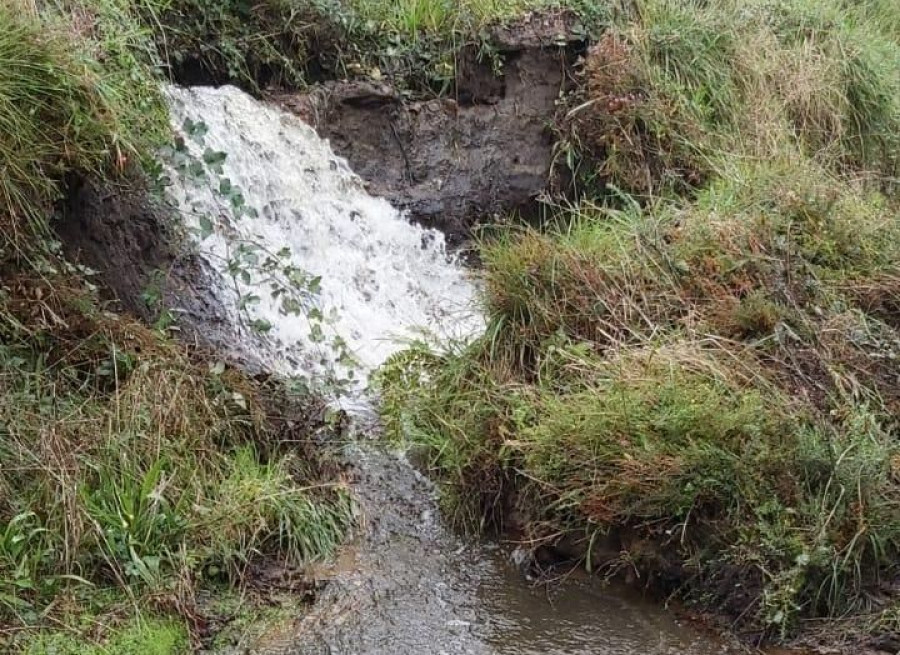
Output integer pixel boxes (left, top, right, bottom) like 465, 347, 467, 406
164, 85, 739, 655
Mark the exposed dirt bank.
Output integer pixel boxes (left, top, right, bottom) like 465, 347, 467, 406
55, 175, 246, 360
277, 12, 585, 240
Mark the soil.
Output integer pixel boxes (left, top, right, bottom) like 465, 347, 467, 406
276, 11, 586, 241
55, 174, 242, 360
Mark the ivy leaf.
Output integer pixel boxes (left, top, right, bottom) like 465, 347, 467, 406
203, 148, 227, 173
249, 319, 273, 334
203, 149, 226, 165
188, 160, 206, 180
310, 323, 325, 343
183, 118, 208, 139
198, 216, 214, 239
239, 294, 261, 309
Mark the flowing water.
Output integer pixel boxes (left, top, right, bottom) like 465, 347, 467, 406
164, 85, 481, 400
164, 85, 738, 655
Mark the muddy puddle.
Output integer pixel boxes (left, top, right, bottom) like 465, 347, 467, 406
248, 442, 738, 655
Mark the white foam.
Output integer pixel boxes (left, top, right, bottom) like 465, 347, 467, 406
163, 85, 481, 400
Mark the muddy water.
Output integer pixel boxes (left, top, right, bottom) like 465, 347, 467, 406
253, 443, 736, 655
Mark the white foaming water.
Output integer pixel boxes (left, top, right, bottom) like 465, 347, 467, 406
163, 85, 481, 400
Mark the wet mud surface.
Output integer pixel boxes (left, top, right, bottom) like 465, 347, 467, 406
277, 12, 584, 240
249, 442, 740, 655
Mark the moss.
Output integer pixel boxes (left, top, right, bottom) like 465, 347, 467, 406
21, 617, 189, 655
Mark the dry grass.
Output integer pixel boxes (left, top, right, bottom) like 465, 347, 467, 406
0, 5, 352, 649
0, 270, 353, 644
561, 0, 900, 198
0, 2, 165, 252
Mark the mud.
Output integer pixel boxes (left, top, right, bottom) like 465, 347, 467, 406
55, 175, 258, 365
277, 13, 584, 240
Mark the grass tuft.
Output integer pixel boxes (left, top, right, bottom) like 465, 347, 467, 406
381, 93, 900, 644
562, 0, 900, 198
0, 2, 166, 250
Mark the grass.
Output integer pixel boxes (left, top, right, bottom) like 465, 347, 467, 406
0, 0, 166, 250
136, 0, 579, 94
378, 0, 900, 645
0, 3, 353, 651
380, 159, 900, 640
561, 0, 900, 197
0, 274, 353, 648
6, 0, 900, 648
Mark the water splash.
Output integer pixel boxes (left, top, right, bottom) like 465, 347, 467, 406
162, 85, 481, 399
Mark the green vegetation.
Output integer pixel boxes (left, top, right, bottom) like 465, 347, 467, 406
6, 0, 900, 649
0, 0, 166, 245
138, 0, 574, 93
23, 617, 188, 655
378, 0, 900, 645
0, 2, 352, 651
562, 0, 900, 196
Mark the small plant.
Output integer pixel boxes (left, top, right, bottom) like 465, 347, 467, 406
158, 116, 361, 398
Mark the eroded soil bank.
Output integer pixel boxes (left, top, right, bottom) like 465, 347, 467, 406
278, 12, 583, 239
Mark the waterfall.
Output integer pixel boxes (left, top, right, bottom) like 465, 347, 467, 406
161, 85, 481, 401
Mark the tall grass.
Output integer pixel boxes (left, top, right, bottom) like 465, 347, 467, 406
0, 3, 353, 649
381, 161, 900, 637
0, 2, 166, 250
0, 279, 353, 639
563, 0, 900, 197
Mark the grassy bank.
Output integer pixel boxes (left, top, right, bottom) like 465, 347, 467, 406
0, 3, 352, 651
379, 0, 900, 646
137, 0, 584, 93
2, 0, 573, 649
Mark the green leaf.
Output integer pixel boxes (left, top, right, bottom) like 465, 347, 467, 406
249, 319, 273, 334
310, 323, 325, 343
239, 294, 261, 309
198, 216, 214, 239
203, 148, 227, 166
